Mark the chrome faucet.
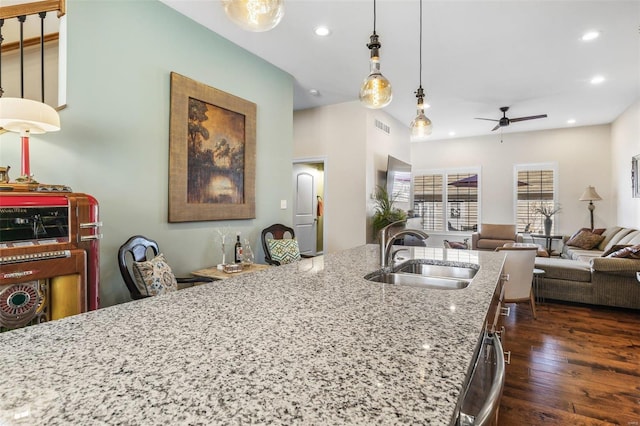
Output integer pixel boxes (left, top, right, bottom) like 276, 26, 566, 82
379, 220, 429, 268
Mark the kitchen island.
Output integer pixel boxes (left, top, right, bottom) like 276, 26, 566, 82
0, 245, 505, 425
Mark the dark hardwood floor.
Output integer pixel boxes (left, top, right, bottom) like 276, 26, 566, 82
498, 300, 640, 426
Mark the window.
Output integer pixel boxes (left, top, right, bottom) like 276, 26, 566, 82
413, 170, 479, 232
515, 164, 557, 234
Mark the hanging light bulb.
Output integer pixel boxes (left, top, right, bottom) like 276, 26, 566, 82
222, 0, 284, 32
410, 87, 432, 142
359, 0, 392, 109
409, 0, 432, 141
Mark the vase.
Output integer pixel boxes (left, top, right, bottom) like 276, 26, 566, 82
544, 217, 552, 236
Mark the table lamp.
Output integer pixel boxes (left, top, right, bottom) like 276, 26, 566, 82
0, 97, 60, 183
579, 185, 602, 230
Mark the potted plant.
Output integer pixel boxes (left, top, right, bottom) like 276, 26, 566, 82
534, 203, 561, 236
372, 185, 407, 238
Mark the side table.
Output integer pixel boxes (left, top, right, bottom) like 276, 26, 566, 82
191, 263, 270, 280
531, 234, 563, 255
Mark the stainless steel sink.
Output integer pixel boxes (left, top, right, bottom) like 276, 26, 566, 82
394, 262, 478, 280
364, 259, 478, 290
364, 271, 471, 289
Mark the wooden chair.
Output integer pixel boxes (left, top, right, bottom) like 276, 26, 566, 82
495, 246, 538, 319
118, 235, 214, 300
261, 224, 311, 265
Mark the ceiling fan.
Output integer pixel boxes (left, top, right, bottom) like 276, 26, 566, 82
476, 106, 547, 131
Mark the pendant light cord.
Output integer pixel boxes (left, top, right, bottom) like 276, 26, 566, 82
373, 0, 377, 35
419, 0, 423, 87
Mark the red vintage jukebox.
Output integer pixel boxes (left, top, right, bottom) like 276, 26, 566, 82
0, 188, 101, 331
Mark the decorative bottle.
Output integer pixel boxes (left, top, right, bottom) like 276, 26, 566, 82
234, 233, 243, 263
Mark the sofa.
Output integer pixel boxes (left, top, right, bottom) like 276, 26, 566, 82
533, 226, 640, 309
471, 224, 523, 251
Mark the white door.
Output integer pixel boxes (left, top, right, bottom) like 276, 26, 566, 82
293, 164, 317, 256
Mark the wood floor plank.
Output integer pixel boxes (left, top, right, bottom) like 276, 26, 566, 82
498, 301, 640, 426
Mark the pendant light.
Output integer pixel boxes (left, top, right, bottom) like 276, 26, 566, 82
410, 0, 432, 142
359, 0, 392, 109
222, 0, 284, 32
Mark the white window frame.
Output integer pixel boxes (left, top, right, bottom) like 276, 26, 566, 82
513, 162, 559, 234
413, 167, 481, 234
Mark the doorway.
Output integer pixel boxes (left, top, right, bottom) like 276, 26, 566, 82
292, 159, 325, 256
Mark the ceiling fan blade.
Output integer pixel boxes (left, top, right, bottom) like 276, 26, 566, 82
475, 118, 499, 122
509, 114, 548, 123
491, 124, 501, 131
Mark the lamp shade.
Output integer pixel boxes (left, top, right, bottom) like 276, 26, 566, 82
579, 186, 602, 202
0, 98, 60, 135
222, 0, 284, 32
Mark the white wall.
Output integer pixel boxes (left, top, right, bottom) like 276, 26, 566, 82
293, 102, 367, 252
365, 109, 411, 243
410, 125, 614, 237
293, 101, 411, 251
611, 99, 640, 228
0, 0, 294, 307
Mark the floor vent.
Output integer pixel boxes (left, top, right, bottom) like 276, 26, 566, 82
375, 119, 391, 135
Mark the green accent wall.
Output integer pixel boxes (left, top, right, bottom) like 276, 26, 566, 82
2, 0, 294, 307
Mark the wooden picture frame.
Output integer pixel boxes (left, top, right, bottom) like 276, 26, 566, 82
169, 72, 256, 222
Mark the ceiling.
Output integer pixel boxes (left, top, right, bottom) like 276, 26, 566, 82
160, 0, 640, 141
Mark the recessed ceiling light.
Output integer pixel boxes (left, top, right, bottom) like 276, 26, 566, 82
581, 31, 600, 41
314, 26, 331, 37
591, 75, 605, 84
448, 131, 456, 136
567, 119, 576, 124
309, 89, 320, 96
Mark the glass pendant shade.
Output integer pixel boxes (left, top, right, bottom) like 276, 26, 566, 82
360, 32, 392, 109
222, 0, 284, 32
410, 96, 432, 142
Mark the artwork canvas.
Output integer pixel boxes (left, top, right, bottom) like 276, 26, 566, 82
169, 72, 256, 222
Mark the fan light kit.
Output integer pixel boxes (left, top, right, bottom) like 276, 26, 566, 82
475, 106, 547, 132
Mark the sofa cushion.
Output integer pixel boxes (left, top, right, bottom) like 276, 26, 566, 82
607, 244, 640, 259
480, 224, 515, 240
534, 257, 592, 282
569, 227, 605, 240
597, 226, 624, 251
602, 244, 631, 257
616, 230, 640, 246
566, 230, 605, 250
601, 227, 635, 252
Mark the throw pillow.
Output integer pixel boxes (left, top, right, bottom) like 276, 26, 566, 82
267, 238, 301, 265
601, 244, 631, 257
607, 244, 640, 259
569, 227, 605, 240
132, 253, 178, 296
566, 230, 605, 250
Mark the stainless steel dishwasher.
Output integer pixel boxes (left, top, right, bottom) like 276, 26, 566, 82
455, 331, 506, 425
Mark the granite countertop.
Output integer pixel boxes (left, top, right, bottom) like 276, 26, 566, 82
0, 245, 505, 425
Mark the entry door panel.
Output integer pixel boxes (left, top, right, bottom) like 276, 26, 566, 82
293, 167, 316, 256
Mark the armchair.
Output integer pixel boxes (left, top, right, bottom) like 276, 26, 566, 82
471, 224, 522, 251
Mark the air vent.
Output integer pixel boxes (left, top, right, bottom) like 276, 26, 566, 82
374, 119, 391, 135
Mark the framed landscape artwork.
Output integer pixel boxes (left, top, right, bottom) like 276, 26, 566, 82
169, 72, 256, 222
